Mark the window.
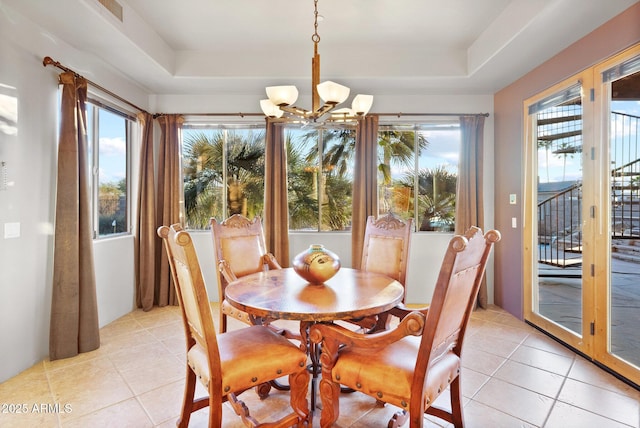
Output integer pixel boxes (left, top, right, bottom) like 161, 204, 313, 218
182, 125, 266, 229
86, 101, 132, 238
287, 126, 356, 231
180, 120, 459, 233
379, 122, 460, 232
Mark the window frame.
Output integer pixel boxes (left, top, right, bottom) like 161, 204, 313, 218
179, 118, 461, 233
181, 122, 267, 229
285, 124, 357, 232
85, 96, 134, 239
378, 119, 461, 233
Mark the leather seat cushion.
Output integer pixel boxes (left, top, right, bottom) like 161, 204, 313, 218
332, 335, 460, 409
187, 325, 307, 393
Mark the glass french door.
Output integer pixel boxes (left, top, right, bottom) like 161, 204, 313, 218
524, 72, 593, 355
594, 47, 640, 384
524, 44, 640, 386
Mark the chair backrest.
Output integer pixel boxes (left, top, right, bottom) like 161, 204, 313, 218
360, 213, 413, 295
158, 224, 223, 385
414, 227, 500, 389
210, 214, 271, 297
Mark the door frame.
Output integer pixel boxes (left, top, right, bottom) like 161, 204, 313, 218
524, 44, 640, 387
523, 71, 595, 357
592, 44, 640, 386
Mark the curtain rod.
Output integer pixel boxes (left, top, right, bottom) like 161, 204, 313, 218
153, 112, 265, 119
377, 112, 490, 118
158, 112, 490, 119
43, 56, 149, 115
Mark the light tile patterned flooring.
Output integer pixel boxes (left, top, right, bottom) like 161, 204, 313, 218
1, 304, 639, 427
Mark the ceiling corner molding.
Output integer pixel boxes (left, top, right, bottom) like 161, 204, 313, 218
97, 0, 123, 22
467, 0, 552, 76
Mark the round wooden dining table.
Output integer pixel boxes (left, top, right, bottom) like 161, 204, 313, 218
225, 267, 404, 411
224, 267, 404, 323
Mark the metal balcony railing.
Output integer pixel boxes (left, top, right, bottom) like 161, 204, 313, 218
537, 111, 640, 267
538, 183, 582, 267
611, 112, 640, 238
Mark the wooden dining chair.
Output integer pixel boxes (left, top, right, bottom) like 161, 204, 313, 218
347, 212, 413, 332
210, 214, 282, 333
361, 212, 413, 289
158, 224, 310, 428
310, 226, 500, 428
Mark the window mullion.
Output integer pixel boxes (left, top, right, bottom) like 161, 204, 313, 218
222, 129, 228, 218
317, 129, 324, 232
91, 105, 100, 239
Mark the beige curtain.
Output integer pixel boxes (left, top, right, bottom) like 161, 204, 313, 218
50, 72, 100, 360
156, 115, 183, 306
351, 115, 379, 268
263, 118, 290, 266
455, 115, 487, 307
135, 113, 156, 311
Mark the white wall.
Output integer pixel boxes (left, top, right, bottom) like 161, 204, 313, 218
0, 5, 148, 383
93, 237, 136, 325
0, 3, 495, 383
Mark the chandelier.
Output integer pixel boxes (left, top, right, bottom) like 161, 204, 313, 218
259, 0, 373, 123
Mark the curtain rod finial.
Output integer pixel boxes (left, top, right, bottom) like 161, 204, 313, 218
43, 56, 54, 67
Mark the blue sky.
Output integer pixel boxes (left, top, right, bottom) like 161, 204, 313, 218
96, 99, 640, 186
538, 100, 640, 183
97, 109, 127, 185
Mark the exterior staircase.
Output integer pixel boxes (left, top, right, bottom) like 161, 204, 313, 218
538, 111, 640, 268
612, 239, 640, 263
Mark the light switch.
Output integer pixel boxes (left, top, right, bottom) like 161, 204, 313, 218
4, 222, 20, 239
509, 194, 517, 205
511, 217, 517, 229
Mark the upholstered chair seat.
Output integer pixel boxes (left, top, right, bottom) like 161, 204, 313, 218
158, 224, 309, 427
186, 325, 307, 393
311, 227, 500, 428
330, 334, 461, 411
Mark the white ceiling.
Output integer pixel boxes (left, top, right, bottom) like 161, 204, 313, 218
5, 0, 637, 96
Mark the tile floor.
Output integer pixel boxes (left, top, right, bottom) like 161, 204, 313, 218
1, 304, 639, 428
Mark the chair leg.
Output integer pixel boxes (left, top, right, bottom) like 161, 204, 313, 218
227, 393, 256, 426
318, 377, 340, 428
176, 365, 197, 428
255, 382, 272, 399
289, 369, 311, 424
450, 376, 464, 428
388, 410, 408, 428
220, 312, 228, 334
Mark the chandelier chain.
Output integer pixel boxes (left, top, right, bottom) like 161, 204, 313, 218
312, 0, 320, 43
260, 0, 373, 121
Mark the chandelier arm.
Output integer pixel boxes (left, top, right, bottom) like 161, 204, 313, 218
260, 0, 372, 124
280, 105, 311, 117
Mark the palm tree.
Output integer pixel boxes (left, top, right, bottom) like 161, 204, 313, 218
378, 129, 427, 186
287, 132, 320, 230
290, 128, 356, 230
183, 130, 265, 228
400, 166, 457, 231
377, 130, 428, 215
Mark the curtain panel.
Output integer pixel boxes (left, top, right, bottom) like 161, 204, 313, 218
50, 72, 100, 360
455, 115, 487, 307
155, 114, 183, 307
351, 115, 379, 268
135, 112, 156, 311
263, 118, 290, 266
